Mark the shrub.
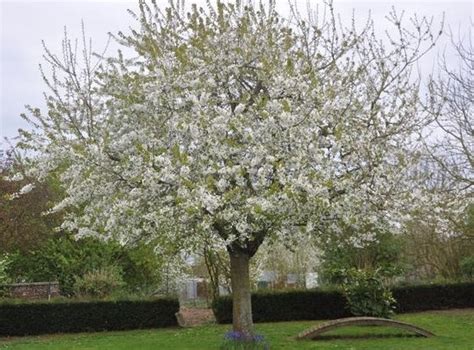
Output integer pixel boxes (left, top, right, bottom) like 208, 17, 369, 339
318, 223, 404, 285
0, 254, 12, 297
73, 266, 125, 298
460, 256, 474, 280
341, 268, 395, 318
7, 236, 165, 296
0, 254, 11, 284
0, 297, 179, 336
7, 236, 123, 296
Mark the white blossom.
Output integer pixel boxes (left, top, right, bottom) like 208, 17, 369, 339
15, 0, 444, 259
19, 183, 35, 195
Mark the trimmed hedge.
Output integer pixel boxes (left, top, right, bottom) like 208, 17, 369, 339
252, 289, 350, 322
213, 282, 474, 324
0, 297, 179, 336
392, 282, 474, 313
213, 289, 349, 324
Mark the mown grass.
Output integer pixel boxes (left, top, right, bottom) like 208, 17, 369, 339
1, 309, 473, 349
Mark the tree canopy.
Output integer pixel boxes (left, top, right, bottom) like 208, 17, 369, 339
16, 0, 443, 336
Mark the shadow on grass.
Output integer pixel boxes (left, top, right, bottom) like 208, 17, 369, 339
311, 333, 421, 341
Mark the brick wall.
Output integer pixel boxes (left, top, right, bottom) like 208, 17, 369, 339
0, 282, 60, 300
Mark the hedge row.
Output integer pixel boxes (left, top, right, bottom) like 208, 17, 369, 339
213, 282, 474, 324
213, 289, 348, 324
392, 283, 474, 313
0, 297, 179, 336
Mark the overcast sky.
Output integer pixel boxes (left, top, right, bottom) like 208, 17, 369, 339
0, 0, 472, 150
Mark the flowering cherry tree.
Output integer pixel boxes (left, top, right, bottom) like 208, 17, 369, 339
18, 1, 440, 336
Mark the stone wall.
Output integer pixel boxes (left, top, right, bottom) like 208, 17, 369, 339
0, 282, 60, 300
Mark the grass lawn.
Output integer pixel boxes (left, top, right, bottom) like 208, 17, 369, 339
1, 309, 473, 349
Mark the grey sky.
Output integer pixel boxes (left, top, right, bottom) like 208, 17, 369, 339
0, 0, 472, 151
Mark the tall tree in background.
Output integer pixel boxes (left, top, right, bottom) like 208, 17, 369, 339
404, 26, 474, 281
16, 1, 440, 336
426, 24, 473, 190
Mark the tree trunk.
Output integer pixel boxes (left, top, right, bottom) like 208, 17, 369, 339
229, 249, 254, 337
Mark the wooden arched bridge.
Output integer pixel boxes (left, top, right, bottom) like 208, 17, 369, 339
297, 317, 435, 340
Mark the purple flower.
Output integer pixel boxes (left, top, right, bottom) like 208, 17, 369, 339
221, 331, 269, 350
224, 331, 245, 341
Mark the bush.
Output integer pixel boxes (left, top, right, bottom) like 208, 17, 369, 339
213, 282, 474, 324
341, 268, 395, 318
0, 254, 11, 284
73, 266, 125, 298
0, 297, 179, 336
460, 256, 474, 280
7, 236, 123, 296
0, 254, 12, 297
7, 236, 165, 296
318, 223, 403, 285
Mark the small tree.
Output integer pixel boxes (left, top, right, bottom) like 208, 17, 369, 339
17, 1, 440, 336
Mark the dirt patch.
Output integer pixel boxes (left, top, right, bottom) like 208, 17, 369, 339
177, 307, 216, 327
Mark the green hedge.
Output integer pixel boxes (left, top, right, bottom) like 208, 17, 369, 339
213, 289, 349, 324
392, 283, 474, 313
213, 282, 474, 324
0, 297, 179, 336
